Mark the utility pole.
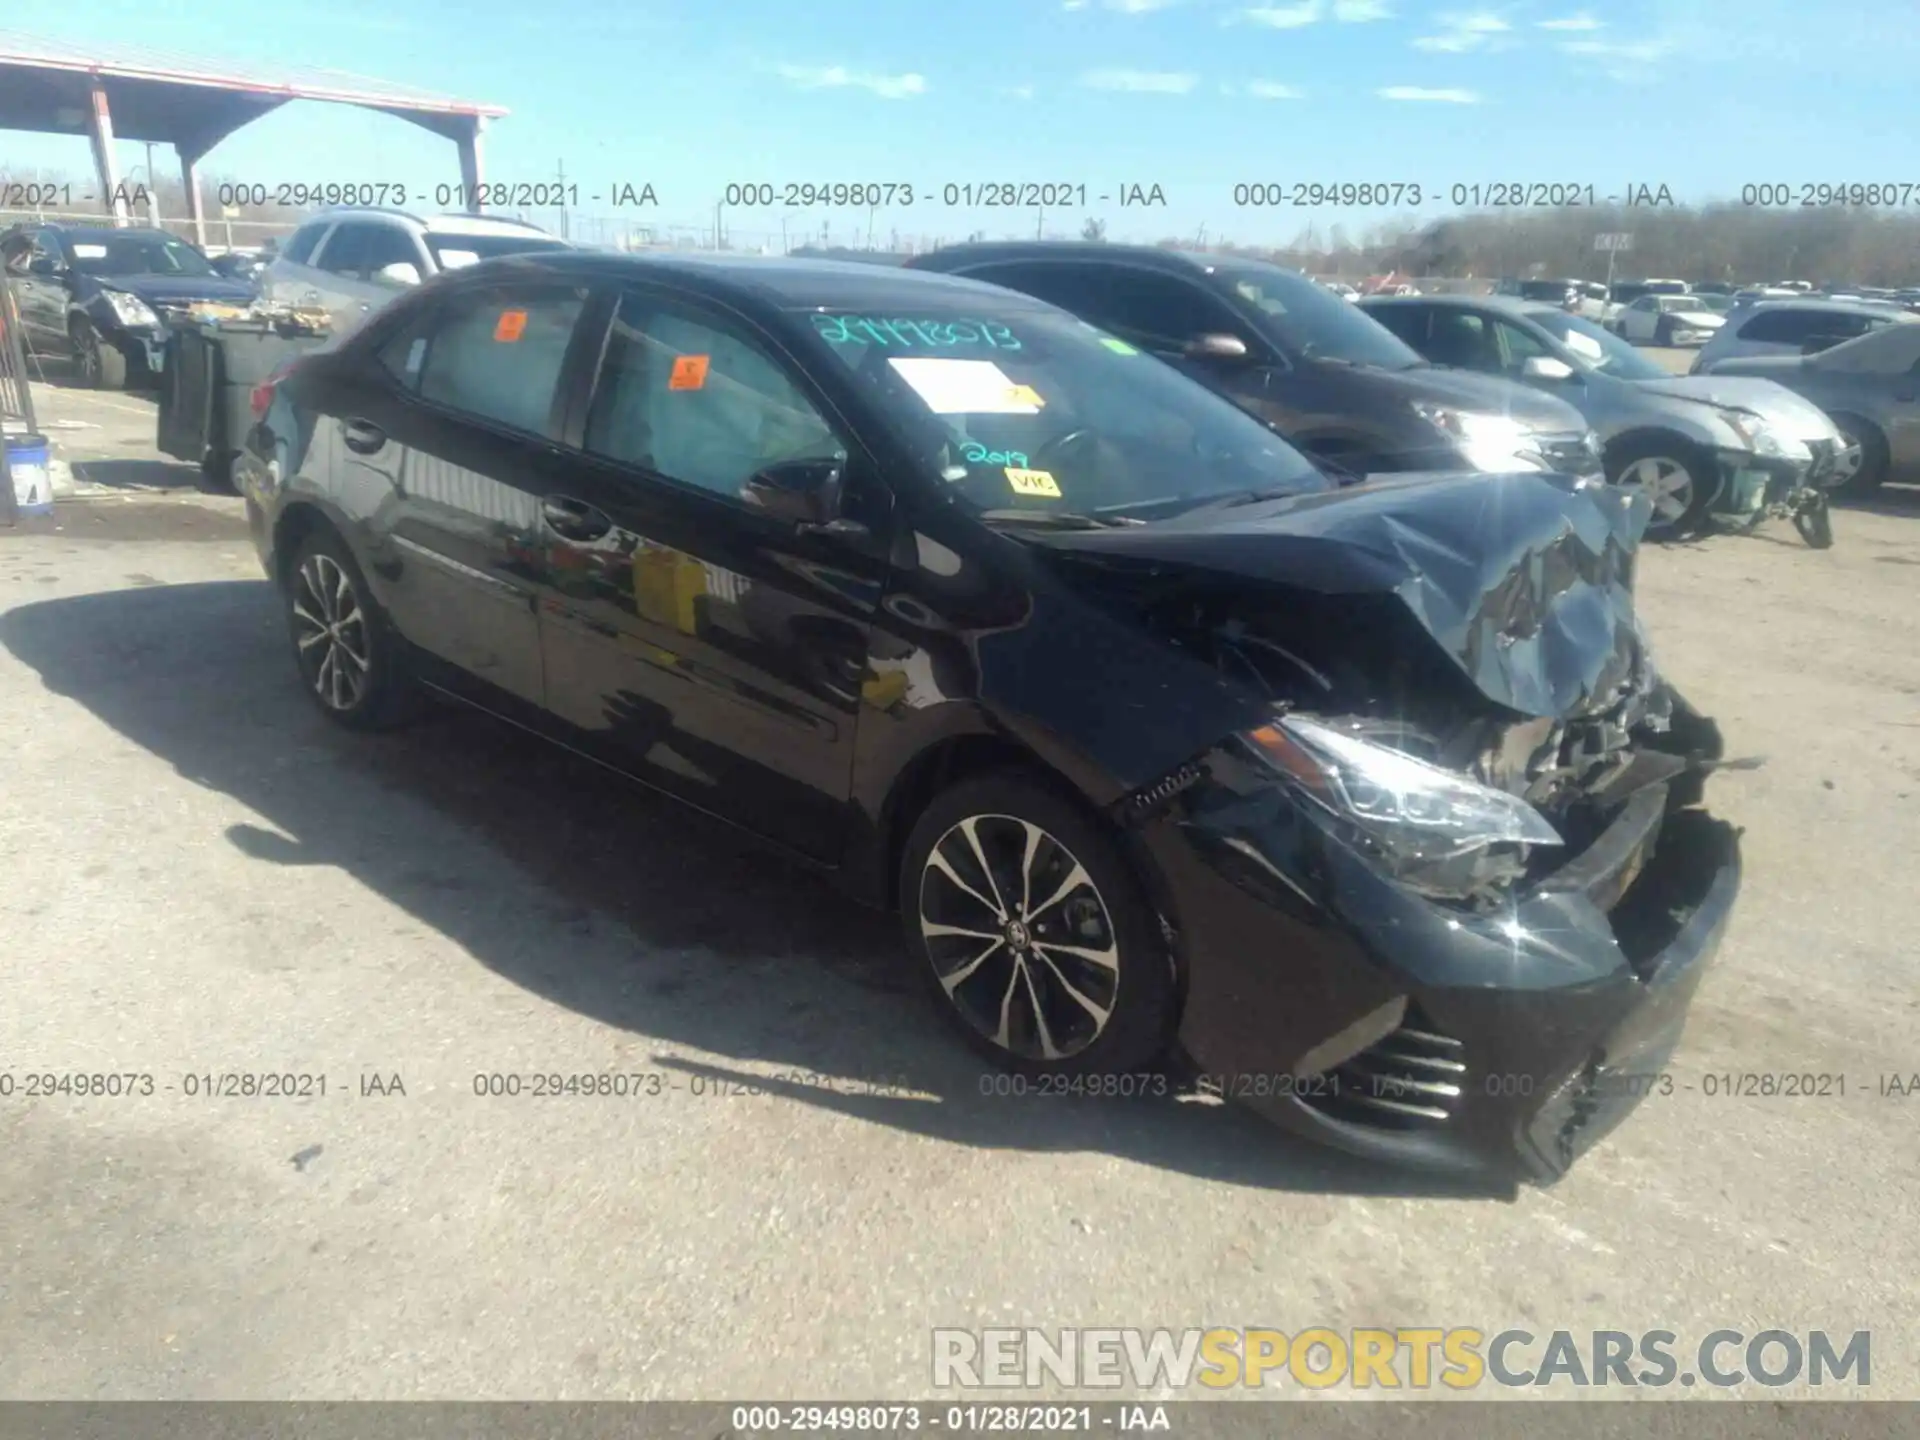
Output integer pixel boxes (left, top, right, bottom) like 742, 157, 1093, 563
145, 142, 160, 227
556, 159, 570, 240
1035, 205, 1044, 240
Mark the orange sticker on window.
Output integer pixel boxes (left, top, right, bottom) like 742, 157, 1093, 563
494, 310, 527, 342
669, 354, 711, 390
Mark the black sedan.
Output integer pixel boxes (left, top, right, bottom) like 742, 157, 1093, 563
237, 251, 1742, 1184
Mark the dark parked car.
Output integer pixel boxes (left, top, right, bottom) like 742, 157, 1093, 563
0, 223, 255, 389
239, 251, 1741, 1184
904, 243, 1602, 484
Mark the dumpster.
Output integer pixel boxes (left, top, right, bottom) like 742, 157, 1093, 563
156, 308, 331, 489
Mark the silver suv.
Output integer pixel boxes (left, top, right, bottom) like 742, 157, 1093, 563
260, 209, 571, 338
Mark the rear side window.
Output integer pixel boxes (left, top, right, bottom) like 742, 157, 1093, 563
1366, 305, 1430, 346
1737, 309, 1828, 344
281, 223, 325, 266
414, 285, 589, 438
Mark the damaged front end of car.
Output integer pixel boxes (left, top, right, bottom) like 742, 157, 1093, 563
1044, 471, 1746, 1182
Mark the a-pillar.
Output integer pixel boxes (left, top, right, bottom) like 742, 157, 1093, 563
85, 78, 131, 227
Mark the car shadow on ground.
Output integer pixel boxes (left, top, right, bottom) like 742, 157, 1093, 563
0, 579, 1515, 1202
68, 459, 206, 492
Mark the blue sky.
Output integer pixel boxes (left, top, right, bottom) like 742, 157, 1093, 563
4, 0, 1917, 249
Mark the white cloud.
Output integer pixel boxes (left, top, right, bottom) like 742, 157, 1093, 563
1006, 84, 1037, 98
1104, 0, 1184, 9
1237, 1, 1324, 27
1334, 0, 1393, 17
1063, 0, 1089, 8
1413, 10, 1512, 51
1080, 68, 1199, 92
1378, 84, 1482, 101
1247, 79, 1308, 96
773, 63, 926, 98
1559, 36, 1675, 62
1536, 10, 1601, 29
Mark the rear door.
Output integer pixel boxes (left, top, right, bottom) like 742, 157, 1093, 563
266, 221, 335, 310
345, 279, 594, 712
16, 230, 71, 351
532, 285, 892, 861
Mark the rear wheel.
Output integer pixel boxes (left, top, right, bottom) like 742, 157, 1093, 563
1607, 436, 1714, 538
285, 528, 420, 730
1830, 415, 1889, 498
899, 773, 1176, 1077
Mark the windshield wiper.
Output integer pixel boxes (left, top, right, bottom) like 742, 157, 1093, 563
977, 509, 1144, 530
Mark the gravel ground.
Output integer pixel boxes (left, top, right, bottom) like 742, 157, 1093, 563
1, 374, 1916, 1405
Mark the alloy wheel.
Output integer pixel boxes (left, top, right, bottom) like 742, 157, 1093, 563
916, 813, 1120, 1062
1618, 455, 1694, 529
292, 553, 371, 712
1832, 431, 1864, 486
77, 330, 99, 385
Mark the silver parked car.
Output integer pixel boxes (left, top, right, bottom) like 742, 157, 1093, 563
1614, 294, 1727, 347
1693, 319, 1920, 496
1360, 294, 1847, 537
1692, 299, 1917, 373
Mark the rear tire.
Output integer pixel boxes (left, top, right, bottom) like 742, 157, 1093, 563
898, 772, 1176, 1078
285, 527, 420, 731
1830, 415, 1889, 498
1606, 435, 1715, 539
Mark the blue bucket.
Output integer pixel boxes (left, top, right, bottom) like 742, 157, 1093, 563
5, 434, 53, 516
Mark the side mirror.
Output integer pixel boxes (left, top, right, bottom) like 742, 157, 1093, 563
1521, 355, 1577, 381
1183, 332, 1251, 362
741, 457, 846, 528
374, 261, 422, 288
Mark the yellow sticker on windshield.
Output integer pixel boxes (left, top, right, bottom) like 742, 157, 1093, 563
1099, 337, 1140, 356
1005, 467, 1062, 498
1005, 383, 1046, 410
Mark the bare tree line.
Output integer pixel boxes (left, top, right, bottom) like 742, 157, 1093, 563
8, 160, 1920, 283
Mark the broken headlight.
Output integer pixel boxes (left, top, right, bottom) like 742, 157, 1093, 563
1245, 713, 1563, 901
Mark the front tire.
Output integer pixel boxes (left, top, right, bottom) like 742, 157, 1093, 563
285, 528, 419, 730
71, 319, 128, 390
1607, 436, 1714, 539
1654, 316, 1674, 346
899, 773, 1176, 1077
1830, 415, 1889, 498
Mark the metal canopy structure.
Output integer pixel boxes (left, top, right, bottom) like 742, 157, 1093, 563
0, 31, 506, 245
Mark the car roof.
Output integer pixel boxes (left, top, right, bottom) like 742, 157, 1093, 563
1738, 298, 1906, 318
298, 208, 553, 238
47, 225, 177, 242
439, 249, 1065, 313
909, 241, 1251, 277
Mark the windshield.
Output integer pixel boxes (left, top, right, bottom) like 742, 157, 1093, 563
1529, 309, 1670, 380
67, 234, 214, 278
1210, 261, 1426, 370
425, 234, 570, 270
798, 305, 1331, 522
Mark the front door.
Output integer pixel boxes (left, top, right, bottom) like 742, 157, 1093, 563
534, 287, 891, 862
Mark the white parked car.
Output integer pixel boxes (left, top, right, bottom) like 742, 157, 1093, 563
1691, 299, 1918, 373
1614, 294, 1727, 347
260, 209, 571, 338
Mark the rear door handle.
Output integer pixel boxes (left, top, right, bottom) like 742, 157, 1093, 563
542, 494, 612, 542
340, 417, 386, 454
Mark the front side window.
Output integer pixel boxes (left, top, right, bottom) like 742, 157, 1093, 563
315, 224, 373, 279
414, 285, 588, 438
585, 293, 846, 502
799, 303, 1329, 522
281, 224, 325, 267
360, 226, 425, 282
1528, 309, 1668, 379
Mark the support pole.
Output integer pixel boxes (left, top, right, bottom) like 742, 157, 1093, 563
180, 149, 207, 249
457, 118, 486, 214
87, 79, 130, 227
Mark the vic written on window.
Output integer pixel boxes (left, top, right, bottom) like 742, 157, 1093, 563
584, 295, 847, 502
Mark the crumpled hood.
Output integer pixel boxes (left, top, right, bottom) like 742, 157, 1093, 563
1631, 375, 1841, 444
1028, 470, 1651, 720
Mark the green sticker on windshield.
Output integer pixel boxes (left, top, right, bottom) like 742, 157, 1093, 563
1099, 337, 1140, 356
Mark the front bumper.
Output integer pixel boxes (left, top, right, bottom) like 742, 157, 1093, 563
1136, 714, 1742, 1185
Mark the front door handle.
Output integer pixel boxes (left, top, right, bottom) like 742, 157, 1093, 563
340, 417, 386, 454
542, 495, 612, 542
